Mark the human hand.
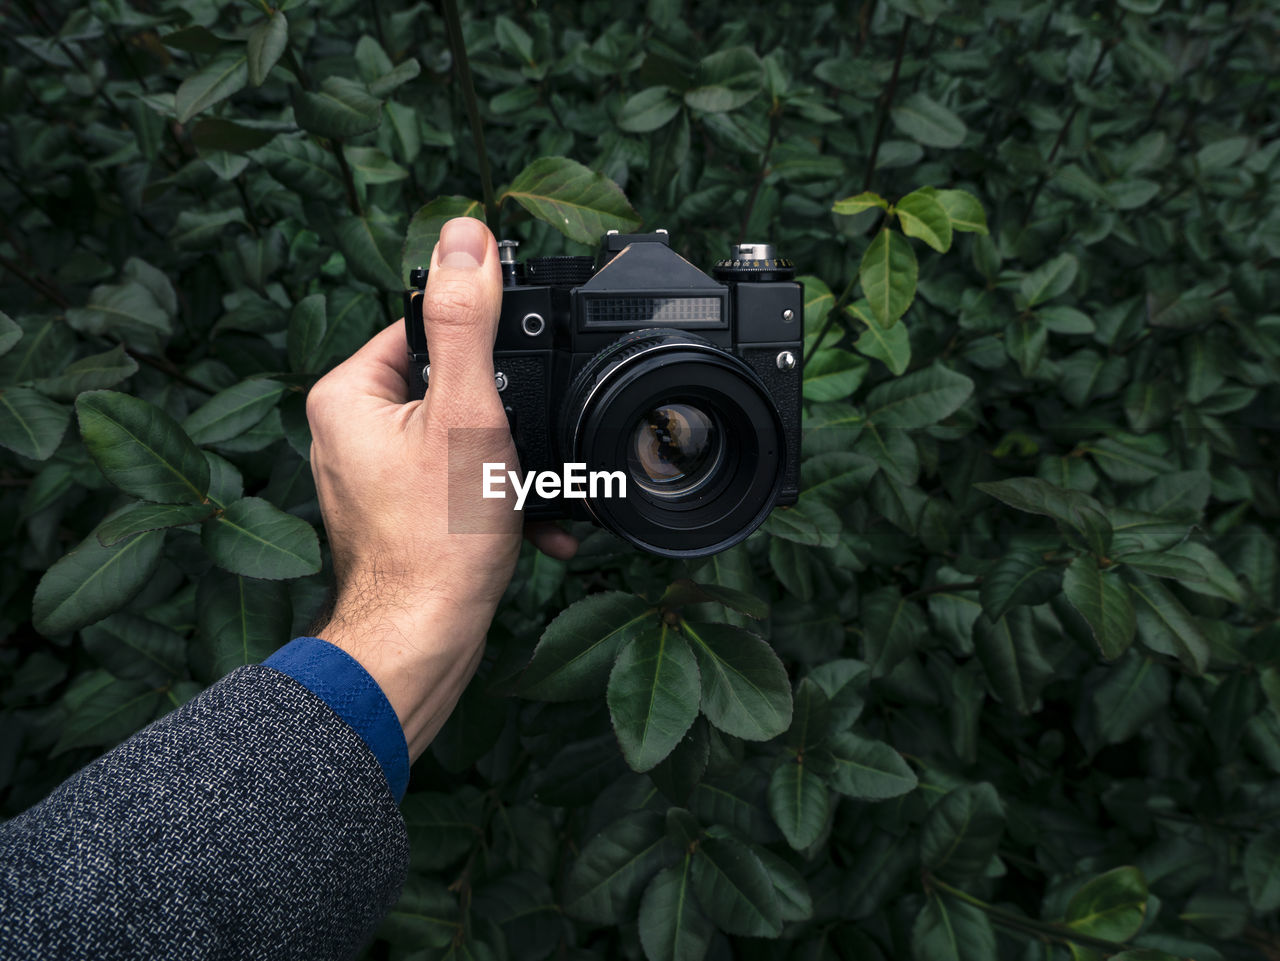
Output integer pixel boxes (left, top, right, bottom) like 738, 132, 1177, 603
305, 217, 576, 758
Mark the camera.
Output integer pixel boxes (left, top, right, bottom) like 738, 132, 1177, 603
404, 230, 801, 558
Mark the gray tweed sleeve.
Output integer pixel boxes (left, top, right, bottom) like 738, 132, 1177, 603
0, 664, 410, 960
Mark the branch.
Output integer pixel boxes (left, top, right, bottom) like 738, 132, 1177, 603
738, 104, 782, 244
441, 0, 499, 231
924, 874, 1141, 954
862, 18, 911, 192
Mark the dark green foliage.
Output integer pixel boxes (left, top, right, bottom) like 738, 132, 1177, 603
1, 1, 1278, 959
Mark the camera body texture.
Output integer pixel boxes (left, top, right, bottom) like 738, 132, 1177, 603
404, 230, 802, 557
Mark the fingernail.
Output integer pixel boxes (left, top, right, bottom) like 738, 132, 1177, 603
437, 218, 486, 270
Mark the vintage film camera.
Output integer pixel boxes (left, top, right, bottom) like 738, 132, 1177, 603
404, 229, 801, 557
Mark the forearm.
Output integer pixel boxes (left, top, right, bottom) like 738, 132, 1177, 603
0, 666, 409, 961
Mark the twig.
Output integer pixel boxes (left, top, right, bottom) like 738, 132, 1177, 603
441, 0, 499, 230
1022, 39, 1110, 226
862, 19, 911, 192
738, 105, 781, 244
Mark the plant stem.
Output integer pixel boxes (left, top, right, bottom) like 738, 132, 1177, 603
924, 874, 1137, 953
862, 18, 911, 192
738, 105, 781, 244
442, 0, 499, 231
1022, 39, 1110, 227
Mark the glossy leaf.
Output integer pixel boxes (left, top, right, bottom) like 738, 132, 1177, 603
518, 592, 655, 700
690, 836, 781, 937
607, 624, 700, 772
76, 391, 209, 504
683, 621, 792, 740
503, 157, 641, 245
859, 228, 918, 328
33, 526, 165, 636
201, 496, 321, 580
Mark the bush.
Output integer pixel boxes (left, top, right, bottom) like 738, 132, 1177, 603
2, 0, 1279, 958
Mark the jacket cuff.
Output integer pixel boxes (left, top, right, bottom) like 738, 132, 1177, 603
263, 637, 410, 803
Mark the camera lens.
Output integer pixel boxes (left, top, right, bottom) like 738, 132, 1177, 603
628, 404, 722, 497
561, 329, 785, 557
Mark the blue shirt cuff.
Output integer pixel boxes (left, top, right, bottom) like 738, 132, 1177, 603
263, 637, 410, 804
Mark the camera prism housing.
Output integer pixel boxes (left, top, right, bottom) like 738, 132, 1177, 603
404, 230, 801, 558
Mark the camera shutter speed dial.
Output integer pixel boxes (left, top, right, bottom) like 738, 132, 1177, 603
712, 243, 796, 282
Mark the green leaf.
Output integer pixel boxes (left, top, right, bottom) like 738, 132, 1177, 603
690, 836, 781, 937
859, 228, 918, 328
503, 157, 641, 245
658, 580, 768, 619
253, 136, 346, 202
607, 624, 700, 772
859, 585, 926, 677
80, 611, 186, 686
1128, 470, 1211, 521
826, 731, 917, 801
1093, 654, 1170, 746
52, 670, 161, 756
639, 855, 714, 961
768, 758, 829, 850
191, 117, 278, 153
32, 345, 138, 401
0, 310, 21, 355
803, 347, 867, 402
246, 11, 287, 87
979, 549, 1061, 620
920, 782, 1005, 882
0, 387, 70, 460
866, 362, 973, 430
381, 876, 460, 949
1244, 832, 1280, 914
852, 306, 911, 375
401, 196, 485, 285
564, 812, 672, 924
1063, 555, 1136, 660
76, 390, 210, 504
182, 379, 287, 445
974, 610, 1054, 715
1065, 866, 1149, 943
683, 46, 763, 113
1117, 550, 1207, 582
1019, 253, 1078, 307
1005, 315, 1047, 378
619, 86, 682, 133
683, 621, 792, 740
894, 187, 953, 252
201, 496, 321, 580
32, 527, 165, 636
194, 569, 291, 680
335, 213, 403, 292
890, 92, 967, 148
344, 146, 408, 186
65, 280, 171, 341
517, 592, 655, 700
974, 477, 1111, 555
292, 77, 382, 139
934, 189, 988, 234
368, 58, 420, 98
833, 191, 889, 216
96, 500, 214, 546
175, 52, 248, 123
912, 894, 996, 961
1127, 570, 1210, 675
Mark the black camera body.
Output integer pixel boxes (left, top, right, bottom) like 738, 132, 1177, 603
404, 230, 801, 557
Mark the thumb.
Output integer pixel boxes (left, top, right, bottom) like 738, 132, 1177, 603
422, 217, 503, 403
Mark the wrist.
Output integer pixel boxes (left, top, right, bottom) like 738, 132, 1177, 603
316, 591, 496, 761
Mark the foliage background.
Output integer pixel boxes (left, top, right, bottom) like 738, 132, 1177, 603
2, 0, 1279, 959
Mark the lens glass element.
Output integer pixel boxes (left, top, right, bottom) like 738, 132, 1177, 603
627, 403, 721, 497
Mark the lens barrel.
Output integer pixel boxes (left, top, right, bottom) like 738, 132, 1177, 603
561, 329, 786, 557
